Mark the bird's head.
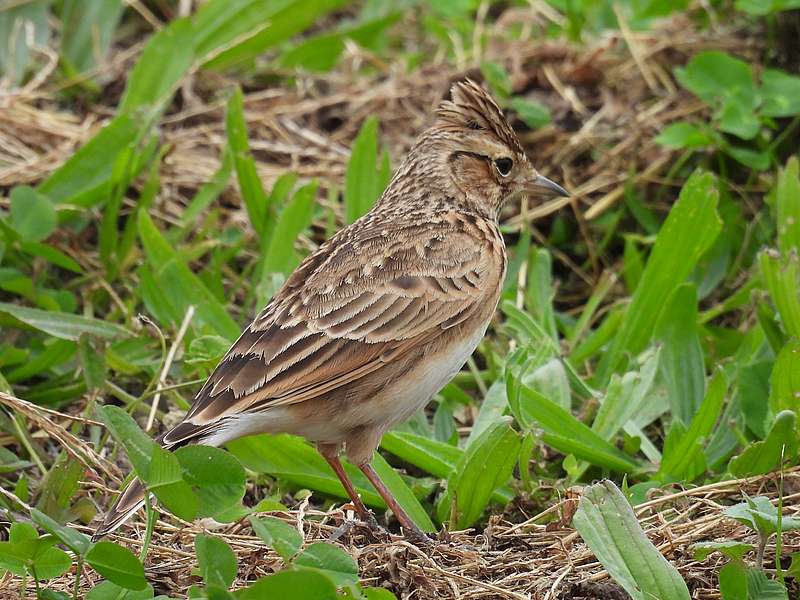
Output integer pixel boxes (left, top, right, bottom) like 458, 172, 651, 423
428, 79, 568, 218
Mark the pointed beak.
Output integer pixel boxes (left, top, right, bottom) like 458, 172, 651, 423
525, 174, 570, 198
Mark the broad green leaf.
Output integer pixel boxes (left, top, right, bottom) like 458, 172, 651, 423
86, 581, 157, 600
119, 18, 195, 117
510, 379, 639, 471
78, 334, 107, 392
97, 405, 157, 479
248, 516, 302, 561
148, 445, 198, 521
760, 249, 800, 340
448, 418, 520, 529
466, 380, 511, 444
659, 371, 727, 482
174, 446, 246, 519
30, 545, 72, 580
0, 522, 71, 580
775, 157, 800, 255
2, 338, 75, 385
363, 589, 399, 600
294, 542, 359, 586
0, 1, 50, 85
345, 116, 381, 223
692, 541, 752, 561
655, 284, 705, 424
525, 358, 571, 412
761, 69, 800, 117
137, 210, 240, 340
737, 360, 772, 439
239, 569, 337, 600
729, 410, 798, 477
596, 171, 721, 381
719, 561, 747, 600
480, 61, 511, 100
592, 348, 659, 441
573, 481, 691, 600
0, 302, 129, 341
18, 240, 82, 273
719, 96, 760, 139
196, 535, 237, 588
770, 340, 800, 416
745, 568, 789, 599
381, 431, 462, 478
654, 122, 713, 149
724, 495, 800, 535
510, 97, 551, 129
525, 248, 559, 342
724, 144, 770, 171
675, 51, 757, 109
86, 541, 148, 591
9, 186, 56, 242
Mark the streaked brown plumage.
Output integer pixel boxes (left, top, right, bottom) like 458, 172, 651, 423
95, 79, 568, 541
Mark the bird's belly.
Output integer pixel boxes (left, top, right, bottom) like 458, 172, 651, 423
367, 321, 490, 428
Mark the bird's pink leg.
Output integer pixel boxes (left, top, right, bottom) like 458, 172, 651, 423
318, 444, 380, 530
357, 461, 430, 542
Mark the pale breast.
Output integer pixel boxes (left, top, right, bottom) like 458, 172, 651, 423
367, 317, 492, 429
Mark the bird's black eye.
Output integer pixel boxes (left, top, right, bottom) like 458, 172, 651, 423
494, 157, 513, 176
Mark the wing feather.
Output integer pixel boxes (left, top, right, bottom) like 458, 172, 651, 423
171, 215, 498, 434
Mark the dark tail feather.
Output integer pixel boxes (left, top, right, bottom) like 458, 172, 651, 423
92, 478, 147, 541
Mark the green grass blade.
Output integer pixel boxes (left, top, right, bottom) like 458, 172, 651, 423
226, 87, 268, 237
345, 116, 381, 224
596, 171, 721, 382
37, 115, 140, 207
760, 249, 800, 340
776, 156, 800, 255
200, 0, 348, 71
654, 283, 705, 425
0, 302, 129, 341
137, 211, 240, 340
119, 18, 195, 118
509, 376, 639, 472
60, 0, 124, 76
658, 370, 727, 482
262, 182, 317, 275
448, 418, 520, 529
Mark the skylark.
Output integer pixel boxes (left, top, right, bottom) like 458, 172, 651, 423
95, 79, 568, 542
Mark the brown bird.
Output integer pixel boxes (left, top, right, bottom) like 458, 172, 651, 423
95, 79, 568, 542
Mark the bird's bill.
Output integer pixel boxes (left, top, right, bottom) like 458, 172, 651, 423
525, 174, 569, 198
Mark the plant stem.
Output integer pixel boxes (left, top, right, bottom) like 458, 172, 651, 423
73, 557, 83, 600
756, 533, 768, 569
776, 446, 785, 583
